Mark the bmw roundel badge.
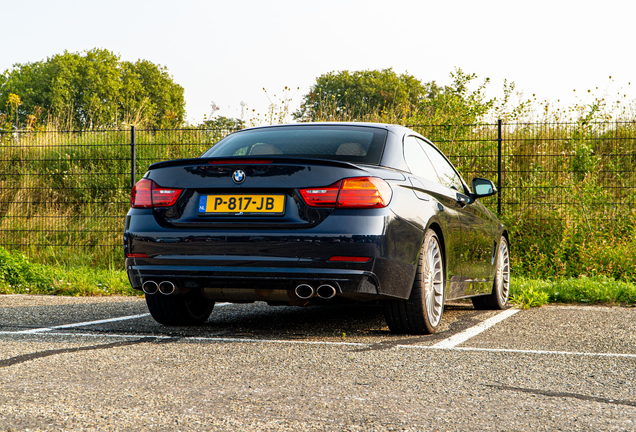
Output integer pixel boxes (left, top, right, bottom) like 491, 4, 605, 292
232, 169, 246, 184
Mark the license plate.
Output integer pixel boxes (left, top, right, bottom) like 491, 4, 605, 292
198, 194, 285, 215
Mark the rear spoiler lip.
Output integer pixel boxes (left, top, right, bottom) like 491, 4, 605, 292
148, 156, 371, 171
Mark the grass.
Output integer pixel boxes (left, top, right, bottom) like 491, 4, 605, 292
0, 247, 138, 296
0, 122, 635, 303
1, 245, 635, 309
1, 122, 635, 279
510, 276, 636, 309
0, 127, 238, 268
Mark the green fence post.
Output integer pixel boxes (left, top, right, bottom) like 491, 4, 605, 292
131, 126, 136, 189
497, 119, 502, 215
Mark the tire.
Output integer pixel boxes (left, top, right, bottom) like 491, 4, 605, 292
145, 290, 215, 326
472, 236, 510, 310
383, 229, 445, 334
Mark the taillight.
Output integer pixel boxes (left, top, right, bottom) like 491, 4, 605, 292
337, 177, 392, 208
131, 179, 183, 208
125, 253, 149, 258
299, 177, 392, 209
329, 256, 371, 262
131, 179, 152, 208
152, 185, 182, 206
299, 181, 342, 207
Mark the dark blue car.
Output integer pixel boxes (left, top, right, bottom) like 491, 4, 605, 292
124, 123, 510, 334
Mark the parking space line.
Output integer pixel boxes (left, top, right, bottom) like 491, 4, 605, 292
2, 330, 636, 359
437, 346, 636, 359
15, 313, 151, 334
431, 308, 520, 349
8, 302, 231, 334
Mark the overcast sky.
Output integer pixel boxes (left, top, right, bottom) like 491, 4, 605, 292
2, 0, 634, 124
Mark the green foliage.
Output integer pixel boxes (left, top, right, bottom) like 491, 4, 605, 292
0, 48, 185, 130
510, 279, 550, 308
406, 120, 636, 284
0, 128, 234, 268
510, 276, 636, 306
0, 246, 137, 296
491, 122, 636, 283
201, 116, 245, 130
412, 68, 495, 125
294, 67, 495, 125
0, 246, 53, 292
294, 68, 428, 121
1, 121, 635, 286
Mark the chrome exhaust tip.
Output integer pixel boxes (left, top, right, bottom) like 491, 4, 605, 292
316, 284, 337, 299
158, 281, 176, 295
142, 280, 158, 295
295, 284, 315, 300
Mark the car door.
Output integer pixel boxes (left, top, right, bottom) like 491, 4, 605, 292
403, 136, 464, 296
418, 138, 495, 294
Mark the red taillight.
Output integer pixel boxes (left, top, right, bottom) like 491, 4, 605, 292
299, 180, 342, 207
299, 177, 392, 209
337, 177, 392, 208
152, 185, 182, 207
131, 179, 152, 208
125, 253, 148, 258
329, 256, 371, 262
131, 179, 183, 208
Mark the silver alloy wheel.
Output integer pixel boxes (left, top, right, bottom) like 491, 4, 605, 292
424, 236, 444, 327
496, 239, 510, 305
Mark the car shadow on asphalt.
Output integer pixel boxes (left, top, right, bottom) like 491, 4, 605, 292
141, 301, 485, 345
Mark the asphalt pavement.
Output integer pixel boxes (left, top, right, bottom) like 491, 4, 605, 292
1, 295, 635, 431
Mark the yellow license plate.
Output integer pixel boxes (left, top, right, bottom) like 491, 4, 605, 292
198, 194, 285, 215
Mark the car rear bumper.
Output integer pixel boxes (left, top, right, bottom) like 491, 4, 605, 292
126, 262, 383, 299
124, 208, 423, 300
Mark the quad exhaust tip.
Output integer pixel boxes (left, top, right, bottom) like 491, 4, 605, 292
158, 281, 176, 295
142, 280, 158, 295
142, 280, 177, 295
316, 284, 337, 299
147, 280, 333, 299
295, 284, 315, 300
295, 283, 337, 300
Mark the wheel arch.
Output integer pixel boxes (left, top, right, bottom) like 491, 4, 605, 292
502, 229, 510, 252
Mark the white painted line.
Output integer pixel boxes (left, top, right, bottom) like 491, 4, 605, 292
15, 313, 151, 334
185, 336, 364, 347
431, 308, 520, 349
2, 330, 636, 359
438, 346, 636, 359
11, 302, 230, 334
0, 331, 365, 347
0, 330, 166, 338
397, 345, 636, 359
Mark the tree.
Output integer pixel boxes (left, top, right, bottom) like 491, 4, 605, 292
294, 67, 496, 125
294, 68, 427, 121
0, 48, 185, 129
414, 68, 495, 125
201, 116, 244, 130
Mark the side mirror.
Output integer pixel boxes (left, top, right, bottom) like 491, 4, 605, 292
471, 178, 497, 199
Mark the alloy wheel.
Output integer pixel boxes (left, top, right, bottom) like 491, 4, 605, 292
424, 236, 444, 327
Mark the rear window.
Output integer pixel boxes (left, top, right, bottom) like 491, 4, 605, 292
202, 125, 388, 165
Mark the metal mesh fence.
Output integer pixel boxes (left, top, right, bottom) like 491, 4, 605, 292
412, 121, 636, 224
0, 128, 239, 265
0, 122, 634, 267
0, 130, 129, 249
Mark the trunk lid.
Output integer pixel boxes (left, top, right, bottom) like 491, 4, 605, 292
145, 157, 403, 229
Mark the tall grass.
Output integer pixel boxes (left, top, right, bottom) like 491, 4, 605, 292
0, 128, 239, 267
0, 121, 635, 286
411, 121, 636, 282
